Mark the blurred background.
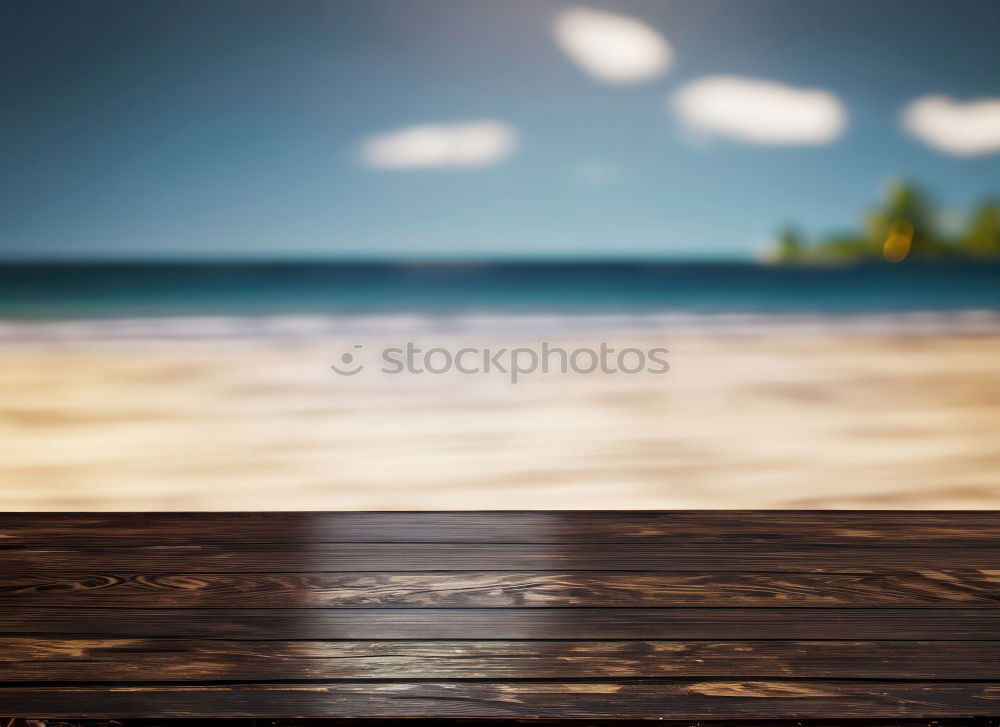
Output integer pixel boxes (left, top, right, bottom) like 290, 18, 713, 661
1, 0, 998, 510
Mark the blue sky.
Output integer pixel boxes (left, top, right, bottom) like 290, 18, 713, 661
1, 0, 999, 260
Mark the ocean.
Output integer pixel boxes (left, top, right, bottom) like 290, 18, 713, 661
2, 261, 999, 319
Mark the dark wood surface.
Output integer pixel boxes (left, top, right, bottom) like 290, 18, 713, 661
3, 571, 997, 607
3, 720, 994, 727
5, 639, 1000, 680
4, 543, 999, 571
2, 511, 996, 544
3, 681, 1000, 719
4, 606, 999, 639
0, 511, 997, 720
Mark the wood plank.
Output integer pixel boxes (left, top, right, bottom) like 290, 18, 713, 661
2, 511, 997, 545
2, 607, 996, 639
2, 571, 995, 607
1, 724, 969, 727
4, 543, 998, 572
3, 639, 998, 681
1, 681, 997, 719
1, 512, 996, 721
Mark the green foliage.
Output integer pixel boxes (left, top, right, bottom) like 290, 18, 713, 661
962, 200, 1000, 258
774, 225, 805, 262
771, 181, 1000, 264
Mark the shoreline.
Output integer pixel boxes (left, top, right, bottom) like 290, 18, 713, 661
2, 308, 1000, 345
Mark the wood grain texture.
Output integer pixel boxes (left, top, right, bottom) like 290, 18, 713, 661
2, 607, 997, 639
3, 571, 996, 607
1, 511, 997, 720
2, 681, 998, 719
5, 543, 998, 572
2, 511, 997, 545
3, 639, 999, 681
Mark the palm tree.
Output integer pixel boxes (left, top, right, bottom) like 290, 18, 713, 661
961, 200, 1000, 258
863, 180, 947, 259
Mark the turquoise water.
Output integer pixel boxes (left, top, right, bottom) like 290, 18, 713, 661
1, 262, 998, 320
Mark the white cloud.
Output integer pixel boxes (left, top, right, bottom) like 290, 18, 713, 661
901, 96, 1000, 156
553, 7, 672, 84
671, 76, 847, 146
360, 121, 517, 169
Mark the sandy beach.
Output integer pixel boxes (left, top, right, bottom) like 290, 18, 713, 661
2, 316, 998, 511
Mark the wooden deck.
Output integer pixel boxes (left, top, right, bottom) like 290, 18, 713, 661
0, 511, 998, 720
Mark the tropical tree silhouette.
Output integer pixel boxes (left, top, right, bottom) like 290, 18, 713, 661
771, 181, 999, 263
